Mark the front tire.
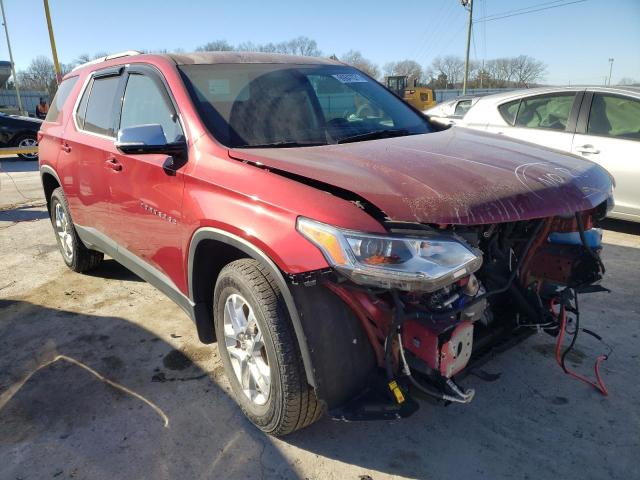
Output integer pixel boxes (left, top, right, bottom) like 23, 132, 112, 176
214, 259, 322, 436
50, 187, 103, 272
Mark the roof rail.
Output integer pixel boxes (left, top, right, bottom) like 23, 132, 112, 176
71, 50, 142, 72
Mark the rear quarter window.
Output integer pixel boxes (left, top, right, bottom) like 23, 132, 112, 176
45, 76, 79, 124
498, 100, 520, 125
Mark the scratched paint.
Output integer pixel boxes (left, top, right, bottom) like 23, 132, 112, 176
230, 127, 613, 225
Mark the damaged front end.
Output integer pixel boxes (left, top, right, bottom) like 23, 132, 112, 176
297, 205, 609, 419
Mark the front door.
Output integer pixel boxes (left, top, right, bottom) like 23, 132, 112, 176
572, 92, 640, 220
103, 65, 188, 283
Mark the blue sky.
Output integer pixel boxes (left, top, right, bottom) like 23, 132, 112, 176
2, 0, 639, 85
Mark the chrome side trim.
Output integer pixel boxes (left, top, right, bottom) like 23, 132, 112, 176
187, 227, 317, 389
75, 224, 196, 321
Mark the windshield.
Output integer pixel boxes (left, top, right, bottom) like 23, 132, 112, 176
179, 63, 432, 148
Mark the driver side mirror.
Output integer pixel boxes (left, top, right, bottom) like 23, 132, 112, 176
115, 124, 186, 157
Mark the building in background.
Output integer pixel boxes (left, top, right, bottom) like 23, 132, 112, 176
0, 59, 47, 116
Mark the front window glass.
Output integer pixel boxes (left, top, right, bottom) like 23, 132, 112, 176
454, 99, 472, 116
83, 75, 120, 137
514, 93, 576, 131
179, 64, 431, 148
587, 93, 640, 140
119, 74, 184, 143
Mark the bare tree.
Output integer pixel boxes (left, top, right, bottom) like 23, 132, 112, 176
618, 77, 639, 86
196, 40, 234, 52
429, 56, 465, 88
339, 50, 380, 79
484, 58, 513, 87
384, 60, 423, 83
284, 36, 321, 56
17, 56, 57, 98
197, 37, 320, 56
511, 55, 546, 87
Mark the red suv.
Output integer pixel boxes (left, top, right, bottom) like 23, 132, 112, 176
39, 51, 614, 435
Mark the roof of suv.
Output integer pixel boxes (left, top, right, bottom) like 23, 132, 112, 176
68, 51, 344, 76
167, 51, 342, 66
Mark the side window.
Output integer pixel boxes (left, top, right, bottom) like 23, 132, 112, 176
83, 75, 121, 137
498, 100, 520, 125
119, 73, 184, 143
454, 99, 472, 116
514, 93, 576, 131
45, 76, 78, 123
75, 80, 91, 129
587, 93, 640, 141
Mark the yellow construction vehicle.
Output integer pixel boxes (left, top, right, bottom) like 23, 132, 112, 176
386, 75, 436, 111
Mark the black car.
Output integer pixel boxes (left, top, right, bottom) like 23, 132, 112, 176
0, 112, 42, 160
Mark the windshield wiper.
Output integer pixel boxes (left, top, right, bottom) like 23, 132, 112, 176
239, 140, 327, 148
336, 129, 411, 144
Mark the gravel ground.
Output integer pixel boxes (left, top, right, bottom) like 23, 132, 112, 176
1, 157, 639, 480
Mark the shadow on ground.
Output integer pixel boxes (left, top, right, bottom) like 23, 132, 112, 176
0, 204, 49, 223
0, 156, 39, 173
599, 217, 640, 236
85, 258, 144, 282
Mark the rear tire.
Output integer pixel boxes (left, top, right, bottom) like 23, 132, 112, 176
50, 187, 103, 272
214, 259, 323, 436
15, 133, 38, 160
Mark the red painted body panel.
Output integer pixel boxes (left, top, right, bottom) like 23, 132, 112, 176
229, 128, 613, 225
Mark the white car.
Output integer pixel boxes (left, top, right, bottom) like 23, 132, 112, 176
461, 86, 640, 222
423, 95, 484, 126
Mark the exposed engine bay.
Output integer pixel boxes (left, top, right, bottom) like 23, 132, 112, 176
317, 208, 610, 417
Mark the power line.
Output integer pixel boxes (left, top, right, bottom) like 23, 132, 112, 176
477, 0, 568, 21
414, 2, 460, 65
410, 1, 456, 60
475, 0, 587, 23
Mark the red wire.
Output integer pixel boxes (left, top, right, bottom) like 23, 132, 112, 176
553, 301, 609, 396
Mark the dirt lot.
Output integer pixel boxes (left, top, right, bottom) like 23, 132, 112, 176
1, 157, 639, 480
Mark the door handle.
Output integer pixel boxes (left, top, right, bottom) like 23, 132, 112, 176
105, 158, 123, 171
61, 143, 71, 153
576, 145, 600, 155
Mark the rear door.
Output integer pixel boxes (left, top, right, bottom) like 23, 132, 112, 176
38, 75, 79, 165
103, 64, 187, 282
59, 67, 124, 231
488, 91, 583, 152
572, 91, 640, 219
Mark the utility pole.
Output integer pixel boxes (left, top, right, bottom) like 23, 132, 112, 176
461, 0, 473, 95
607, 58, 614, 86
43, 0, 62, 84
0, 0, 24, 115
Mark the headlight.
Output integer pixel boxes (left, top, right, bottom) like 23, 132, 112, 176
297, 217, 482, 292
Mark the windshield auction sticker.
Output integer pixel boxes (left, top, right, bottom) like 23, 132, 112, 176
332, 73, 368, 83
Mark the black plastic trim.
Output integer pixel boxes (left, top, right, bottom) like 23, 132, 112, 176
39, 164, 62, 186
187, 227, 317, 389
576, 91, 594, 135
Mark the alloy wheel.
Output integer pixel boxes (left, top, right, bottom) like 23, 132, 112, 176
18, 137, 38, 160
223, 293, 271, 406
54, 202, 74, 262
